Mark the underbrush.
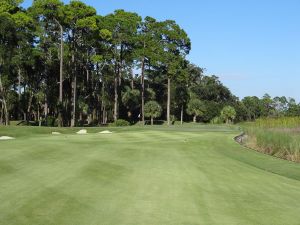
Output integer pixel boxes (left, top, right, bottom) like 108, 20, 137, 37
242, 117, 300, 163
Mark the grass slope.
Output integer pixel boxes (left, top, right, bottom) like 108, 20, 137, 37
0, 125, 300, 225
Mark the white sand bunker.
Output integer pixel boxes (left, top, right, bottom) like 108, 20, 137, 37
77, 129, 87, 134
0, 136, 15, 140
51, 132, 61, 135
99, 130, 113, 134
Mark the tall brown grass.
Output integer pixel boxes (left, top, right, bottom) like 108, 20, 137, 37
241, 117, 300, 163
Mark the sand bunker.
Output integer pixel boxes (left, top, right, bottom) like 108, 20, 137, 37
99, 130, 113, 134
77, 129, 87, 134
52, 132, 61, 135
0, 136, 15, 140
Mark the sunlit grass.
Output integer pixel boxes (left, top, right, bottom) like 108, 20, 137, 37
1, 125, 300, 224
242, 117, 300, 162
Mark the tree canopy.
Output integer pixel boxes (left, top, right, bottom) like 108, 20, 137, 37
0, 0, 299, 126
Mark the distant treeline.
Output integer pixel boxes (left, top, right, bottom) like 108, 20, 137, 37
0, 0, 299, 126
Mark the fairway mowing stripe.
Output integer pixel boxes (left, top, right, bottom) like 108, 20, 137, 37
107, 132, 178, 143
140, 131, 192, 140
0, 140, 117, 216
106, 131, 210, 146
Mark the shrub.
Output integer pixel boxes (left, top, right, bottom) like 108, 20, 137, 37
110, 119, 130, 127
45, 116, 57, 127
211, 116, 223, 124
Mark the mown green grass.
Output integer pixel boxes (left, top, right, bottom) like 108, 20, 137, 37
0, 125, 300, 225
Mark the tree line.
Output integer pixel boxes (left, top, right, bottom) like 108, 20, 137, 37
1, 0, 299, 127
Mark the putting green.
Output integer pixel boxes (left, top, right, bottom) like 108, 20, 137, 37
0, 126, 300, 225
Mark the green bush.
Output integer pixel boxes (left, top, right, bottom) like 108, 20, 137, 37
110, 119, 130, 127
45, 116, 56, 127
210, 116, 223, 124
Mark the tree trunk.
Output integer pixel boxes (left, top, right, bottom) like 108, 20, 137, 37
151, 116, 153, 126
114, 75, 118, 122
167, 77, 171, 126
1, 98, 8, 126
27, 91, 33, 123
57, 110, 63, 127
38, 105, 42, 127
193, 115, 196, 123
71, 75, 77, 127
0, 75, 9, 126
92, 109, 96, 123
18, 67, 22, 120
0, 106, 3, 125
44, 97, 48, 119
4, 100, 8, 125
59, 24, 63, 103
37, 105, 40, 126
101, 82, 106, 124
70, 50, 76, 127
97, 62, 107, 125
141, 57, 145, 125
99, 63, 105, 125
18, 68, 21, 98
79, 112, 82, 121
86, 49, 89, 83
33, 111, 37, 123
102, 105, 106, 124
181, 105, 183, 125
114, 44, 123, 121
113, 63, 119, 122
56, 19, 64, 127
88, 114, 92, 124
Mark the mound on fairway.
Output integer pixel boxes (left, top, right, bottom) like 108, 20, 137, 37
99, 130, 113, 134
0, 136, 15, 140
0, 125, 300, 225
76, 129, 87, 134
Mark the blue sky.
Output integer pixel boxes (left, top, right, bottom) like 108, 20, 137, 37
22, 0, 300, 100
